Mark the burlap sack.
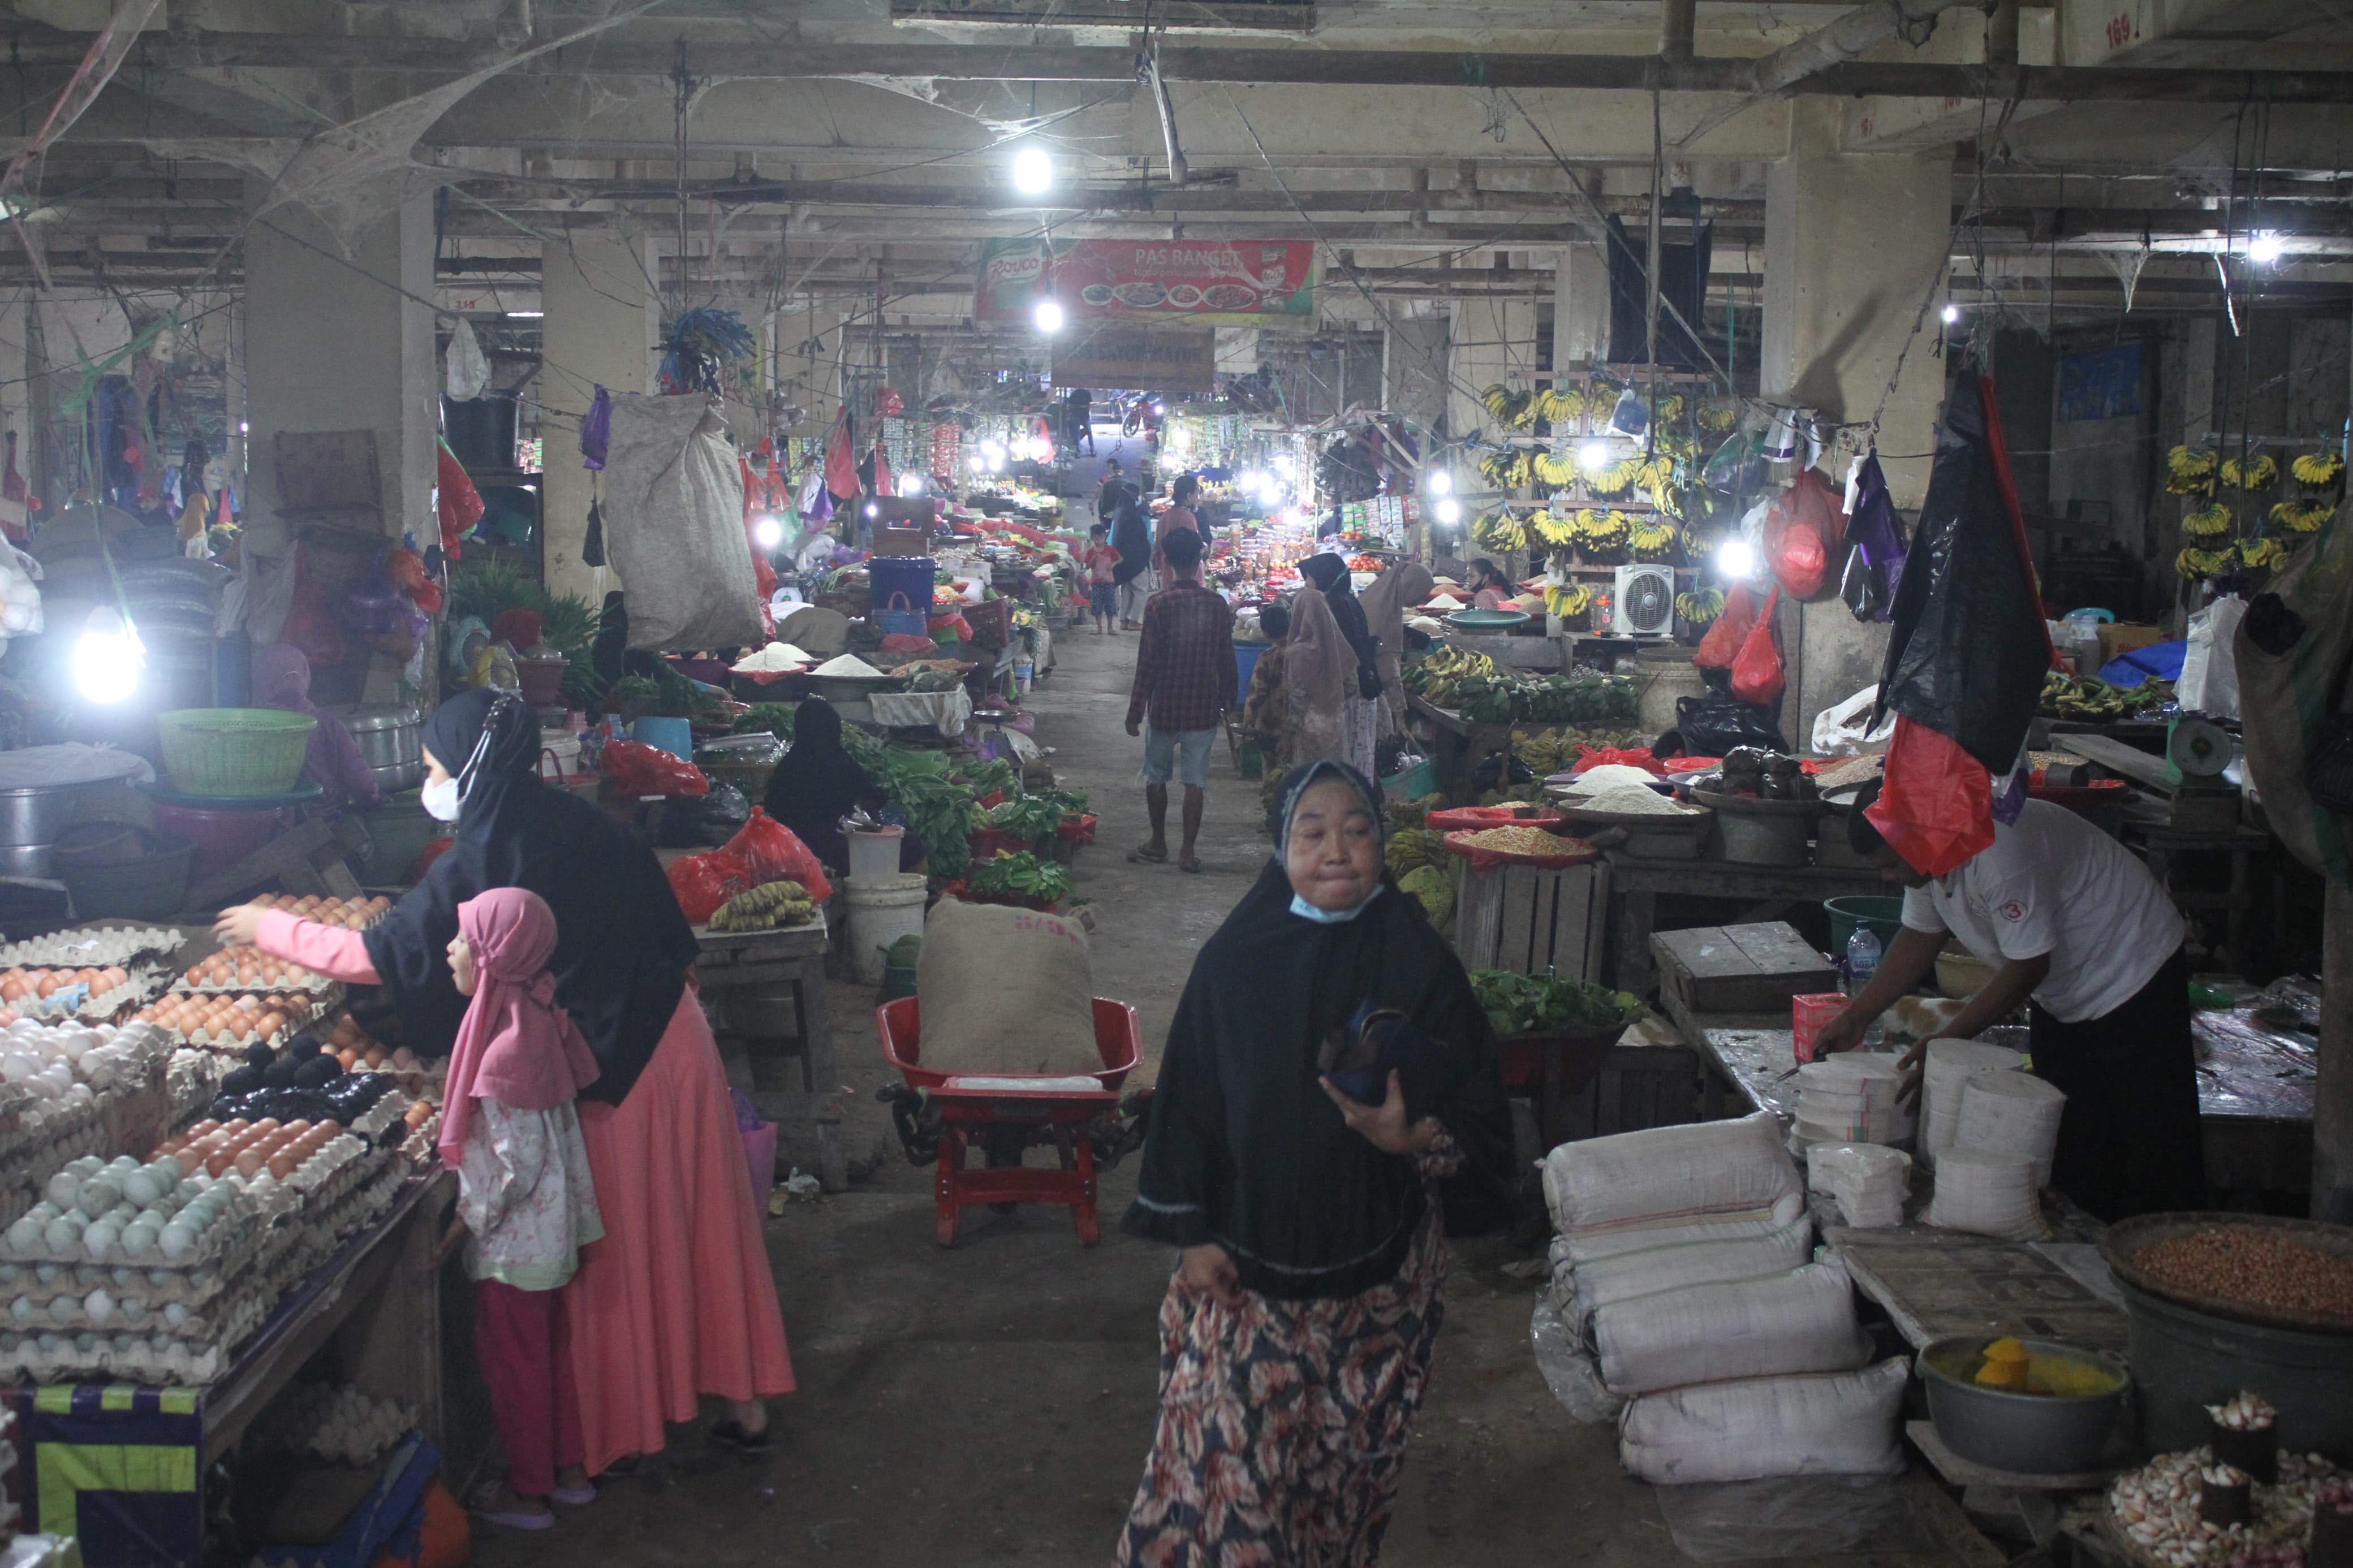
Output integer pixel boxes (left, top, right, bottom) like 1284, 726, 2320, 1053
914, 899, 1100, 1075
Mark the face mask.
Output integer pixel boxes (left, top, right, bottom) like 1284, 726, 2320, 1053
420, 776, 463, 823
1290, 888, 1381, 925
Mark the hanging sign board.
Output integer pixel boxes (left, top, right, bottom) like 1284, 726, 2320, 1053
978, 238, 1315, 327
1052, 325, 1218, 392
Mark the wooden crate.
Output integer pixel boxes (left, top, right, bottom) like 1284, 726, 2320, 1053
1451, 858, 1610, 978
1652, 921, 1836, 1016
1543, 1042, 1706, 1143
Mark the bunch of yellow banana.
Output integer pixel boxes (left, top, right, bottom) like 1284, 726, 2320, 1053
1652, 394, 1686, 424
2175, 545, 2237, 580
2270, 499, 2333, 533
1472, 509, 1528, 552
1408, 645, 1503, 706
2220, 455, 2278, 492
2182, 502, 2234, 539
1630, 516, 1682, 559
1385, 828, 1445, 878
2292, 450, 2345, 487
1675, 587, 1726, 625
1696, 404, 1738, 434
1573, 509, 1631, 551
1587, 461, 1639, 500
1543, 582, 1595, 620
1536, 387, 1585, 425
2165, 446, 2217, 496
2238, 537, 2291, 572
1480, 384, 1540, 430
1477, 449, 1533, 490
1530, 449, 1577, 487
1529, 508, 1577, 547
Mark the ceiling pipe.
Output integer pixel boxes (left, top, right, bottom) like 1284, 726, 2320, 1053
1658, 0, 1697, 63
1147, 51, 1188, 188
1677, 0, 1982, 145
2, 30, 2348, 103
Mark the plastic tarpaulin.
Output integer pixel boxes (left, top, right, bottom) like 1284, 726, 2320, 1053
602, 393, 764, 651
2236, 501, 2353, 886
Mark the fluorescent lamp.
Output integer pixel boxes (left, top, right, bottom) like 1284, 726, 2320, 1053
507, 309, 544, 319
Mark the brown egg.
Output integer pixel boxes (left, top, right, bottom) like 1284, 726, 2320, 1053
173, 1148, 205, 1176
335, 1047, 358, 1070
266, 1151, 297, 1180
363, 1048, 386, 1069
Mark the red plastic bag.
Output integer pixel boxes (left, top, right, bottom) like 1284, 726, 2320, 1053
722, 806, 833, 902
279, 543, 348, 668
1864, 716, 1994, 878
1571, 745, 1661, 775
1693, 584, 1759, 670
666, 849, 755, 924
1765, 469, 1841, 598
1730, 588, 1786, 705
436, 442, 482, 560
599, 739, 710, 798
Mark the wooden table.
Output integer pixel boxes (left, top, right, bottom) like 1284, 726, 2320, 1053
692, 917, 847, 1193
1405, 694, 1516, 802
1604, 851, 1887, 995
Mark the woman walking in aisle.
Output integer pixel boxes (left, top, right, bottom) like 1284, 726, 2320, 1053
1117, 763, 1514, 1567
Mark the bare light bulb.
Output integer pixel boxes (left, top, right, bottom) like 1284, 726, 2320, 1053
1012, 147, 1053, 196
1433, 498, 1462, 526
2248, 232, 2285, 265
1716, 537, 1757, 581
1941, 303, 1960, 324
72, 608, 143, 705
1427, 470, 1452, 496
1033, 298, 1065, 334
752, 515, 784, 549
1578, 439, 1611, 472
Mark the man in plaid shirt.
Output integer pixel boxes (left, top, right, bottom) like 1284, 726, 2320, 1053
1125, 526, 1235, 874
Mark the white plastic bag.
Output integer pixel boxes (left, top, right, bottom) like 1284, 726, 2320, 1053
1532, 1297, 1624, 1425
1618, 1359, 1910, 1484
2176, 595, 2247, 719
1542, 1111, 1800, 1237
1810, 685, 1897, 757
1591, 1258, 1871, 1396
1558, 1192, 1809, 1267
1917, 1039, 2026, 1168
602, 393, 763, 651
1952, 1072, 2067, 1189
445, 318, 490, 401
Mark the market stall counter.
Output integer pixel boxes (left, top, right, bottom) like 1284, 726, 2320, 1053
685, 911, 845, 1194
1606, 850, 1887, 995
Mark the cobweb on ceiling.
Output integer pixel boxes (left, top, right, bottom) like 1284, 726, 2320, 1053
2098, 245, 2153, 313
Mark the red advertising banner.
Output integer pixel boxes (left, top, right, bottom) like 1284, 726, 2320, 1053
977, 237, 1316, 326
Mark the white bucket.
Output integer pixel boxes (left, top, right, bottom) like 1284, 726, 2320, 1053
845, 872, 929, 984
846, 825, 904, 882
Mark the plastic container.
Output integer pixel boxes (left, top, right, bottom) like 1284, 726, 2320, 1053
1233, 640, 1266, 696
1825, 895, 1907, 957
2116, 1277, 2353, 1461
54, 824, 194, 919
1791, 992, 1846, 1064
868, 556, 937, 622
152, 800, 287, 886
845, 873, 929, 985
847, 825, 906, 882
515, 656, 569, 706
1917, 1335, 2128, 1474
631, 716, 693, 761
157, 708, 317, 797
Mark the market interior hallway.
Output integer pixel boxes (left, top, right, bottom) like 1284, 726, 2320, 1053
463, 613, 1981, 1568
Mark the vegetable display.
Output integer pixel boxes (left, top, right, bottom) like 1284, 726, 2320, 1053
2039, 670, 2173, 722
1469, 970, 1645, 1039
964, 852, 1074, 904
707, 880, 818, 933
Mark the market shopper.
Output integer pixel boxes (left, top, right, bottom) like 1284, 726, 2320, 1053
219, 689, 795, 1471
1240, 602, 1291, 761
1110, 483, 1154, 631
1152, 473, 1204, 579
1125, 526, 1235, 874
253, 643, 384, 813
1083, 522, 1123, 634
1118, 762, 1512, 1568
1817, 783, 2200, 1221
1297, 553, 1385, 775
1358, 561, 1436, 737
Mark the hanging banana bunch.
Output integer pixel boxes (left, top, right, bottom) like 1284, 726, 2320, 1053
2165, 446, 2217, 496
1630, 516, 1682, 561
1696, 404, 1739, 434
2220, 455, 2279, 492
1544, 581, 1595, 619
1531, 448, 1576, 487
1537, 387, 1585, 425
2180, 502, 2234, 539
2292, 450, 2345, 487
1589, 460, 1639, 500
1477, 449, 1520, 489
1675, 587, 1726, 625
2269, 498, 2333, 533
1652, 393, 1686, 425
2175, 545, 2237, 580
2238, 536, 2290, 572
1472, 508, 1529, 553
1530, 508, 1578, 547
1480, 384, 1536, 430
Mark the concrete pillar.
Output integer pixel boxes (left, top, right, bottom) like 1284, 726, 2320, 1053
1761, 100, 1950, 751
540, 234, 653, 608
1384, 312, 1450, 440
1553, 243, 1609, 373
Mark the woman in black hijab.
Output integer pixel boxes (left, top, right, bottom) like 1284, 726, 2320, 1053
1117, 762, 1511, 1568
759, 697, 924, 874
1296, 554, 1385, 779
1108, 486, 1153, 630
292, 689, 792, 1468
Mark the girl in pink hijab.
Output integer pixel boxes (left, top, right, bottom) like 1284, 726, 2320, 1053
434, 888, 606, 1530
252, 643, 385, 811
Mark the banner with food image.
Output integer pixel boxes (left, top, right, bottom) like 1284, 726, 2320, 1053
976, 237, 1315, 326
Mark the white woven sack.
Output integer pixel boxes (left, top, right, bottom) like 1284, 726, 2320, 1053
1559, 1191, 1808, 1267
1953, 1072, 2067, 1187
1617, 1358, 1910, 1484
1925, 1150, 2048, 1241
1918, 1040, 2025, 1167
1542, 1111, 1799, 1237
1591, 1258, 1870, 1396
1566, 1211, 1815, 1332
602, 392, 764, 650
1806, 1143, 1913, 1229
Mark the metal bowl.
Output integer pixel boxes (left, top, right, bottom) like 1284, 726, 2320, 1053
1918, 1335, 2128, 1474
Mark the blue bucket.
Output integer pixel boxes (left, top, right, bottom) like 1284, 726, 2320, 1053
1233, 640, 1266, 693
869, 555, 937, 619
632, 715, 693, 760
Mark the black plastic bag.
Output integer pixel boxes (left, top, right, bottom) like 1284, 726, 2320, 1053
1471, 751, 1537, 794
1675, 691, 1788, 757
1841, 451, 1907, 623
1839, 543, 1890, 622
652, 783, 752, 846
1872, 374, 2052, 774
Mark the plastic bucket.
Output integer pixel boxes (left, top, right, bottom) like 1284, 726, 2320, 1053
1825, 895, 1907, 956
845, 872, 929, 985
847, 825, 905, 882
2118, 1277, 2353, 1462
1233, 640, 1266, 693
152, 800, 286, 886
631, 716, 693, 761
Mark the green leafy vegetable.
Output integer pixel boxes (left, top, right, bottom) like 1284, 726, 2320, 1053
1468, 969, 1645, 1038
732, 704, 799, 740
985, 793, 1067, 842
964, 851, 1074, 903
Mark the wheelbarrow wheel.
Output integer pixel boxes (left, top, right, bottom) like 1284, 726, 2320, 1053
984, 1126, 1027, 1213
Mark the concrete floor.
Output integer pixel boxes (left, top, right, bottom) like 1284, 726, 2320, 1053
470, 447, 1990, 1568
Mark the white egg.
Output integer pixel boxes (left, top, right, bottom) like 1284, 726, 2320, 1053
73, 1333, 94, 1351
45, 1296, 74, 1325
162, 1302, 187, 1327
82, 1289, 112, 1325
106, 1155, 136, 1173
43, 1172, 79, 1207
7, 1296, 31, 1324
6, 1218, 41, 1250
76, 1178, 120, 1217
33, 1264, 57, 1286
109, 1267, 131, 1287
149, 1333, 173, 1352
69, 1157, 100, 1177
1, 1052, 39, 1082
119, 1299, 146, 1325
63, 1084, 92, 1105
81, 1221, 119, 1259
42, 1216, 79, 1251
120, 1223, 156, 1259
157, 1224, 193, 1261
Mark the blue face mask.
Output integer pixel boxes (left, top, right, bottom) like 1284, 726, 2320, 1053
1290, 887, 1382, 924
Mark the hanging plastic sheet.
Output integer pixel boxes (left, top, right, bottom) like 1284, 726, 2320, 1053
1840, 451, 1908, 622
601, 393, 764, 651
579, 385, 612, 472
2236, 502, 2353, 886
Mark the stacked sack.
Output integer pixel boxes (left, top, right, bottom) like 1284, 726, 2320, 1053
1538, 1112, 1908, 1484
1916, 1039, 2066, 1242
1807, 1142, 1912, 1228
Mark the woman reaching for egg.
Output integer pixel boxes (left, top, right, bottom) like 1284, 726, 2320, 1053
214, 688, 792, 1473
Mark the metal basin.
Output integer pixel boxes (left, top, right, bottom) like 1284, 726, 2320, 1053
339, 705, 424, 771
1918, 1335, 2128, 1474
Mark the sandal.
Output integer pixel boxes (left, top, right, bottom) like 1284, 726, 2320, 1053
483, 1508, 555, 1531
710, 1419, 771, 1453
552, 1483, 597, 1506
1178, 858, 1204, 874
1128, 845, 1168, 865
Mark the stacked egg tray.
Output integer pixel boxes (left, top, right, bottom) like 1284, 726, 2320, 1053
255, 1382, 420, 1468
135, 991, 337, 1055
238, 894, 394, 932
0, 927, 183, 970
0, 968, 169, 1027
165, 1051, 224, 1129
0, 1023, 178, 1230
175, 947, 336, 997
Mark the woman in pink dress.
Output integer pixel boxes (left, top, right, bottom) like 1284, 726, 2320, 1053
217, 688, 793, 1471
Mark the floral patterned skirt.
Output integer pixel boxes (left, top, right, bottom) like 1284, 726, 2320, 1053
1116, 1216, 1448, 1568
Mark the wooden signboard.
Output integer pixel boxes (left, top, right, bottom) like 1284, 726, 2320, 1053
1052, 325, 1217, 392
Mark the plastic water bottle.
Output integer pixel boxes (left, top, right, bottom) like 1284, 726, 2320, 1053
1846, 927, 1886, 1046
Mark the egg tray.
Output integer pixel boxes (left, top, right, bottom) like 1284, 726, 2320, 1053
170, 969, 337, 1000
0, 1252, 250, 1314
0, 1331, 231, 1388
165, 1052, 223, 1125
11, 981, 162, 1025
397, 1111, 442, 1165
349, 1096, 407, 1144
162, 1001, 330, 1054
3, 1260, 276, 1344
0, 929, 183, 970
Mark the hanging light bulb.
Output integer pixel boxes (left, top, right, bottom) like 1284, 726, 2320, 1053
1578, 439, 1612, 473
1716, 537, 1757, 581
2247, 231, 2285, 265
1033, 297, 1065, 334
1941, 303, 1960, 325
1427, 469, 1452, 496
1011, 146, 1053, 196
1433, 497, 1462, 526
902, 474, 926, 496
1606, 387, 1649, 439
72, 607, 143, 705
752, 515, 785, 550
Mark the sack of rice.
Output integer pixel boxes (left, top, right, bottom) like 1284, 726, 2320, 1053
913, 899, 1100, 1075
1805, 1142, 1913, 1229
1559, 1208, 1815, 1332
1590, 1258, 1871, 1396
1617, 1358, 1910, 1484
1918, 1039, 2026, 1167
1557, 1191, 1809, 1267
1924, 1150, 2048, 1241
1531, 1297, 1624, 1426
1952, 1072, 2067, 1188
1541, 1111, 1799, 1237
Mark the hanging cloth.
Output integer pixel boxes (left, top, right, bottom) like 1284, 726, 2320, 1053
823, 411, 860, 501
436, 441, 484, 560
581, 493, 606, 568
580, 385, 612, 472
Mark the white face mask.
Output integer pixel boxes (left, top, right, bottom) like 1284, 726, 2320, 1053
420, 775, 463, 823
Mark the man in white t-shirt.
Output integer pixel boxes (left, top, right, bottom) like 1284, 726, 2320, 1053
1818, 783, 2201, 1220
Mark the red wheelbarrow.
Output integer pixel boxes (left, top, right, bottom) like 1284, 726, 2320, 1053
876, 996, 1143, 1246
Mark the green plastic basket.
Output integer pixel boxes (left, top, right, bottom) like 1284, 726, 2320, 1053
157, 708, 318, 797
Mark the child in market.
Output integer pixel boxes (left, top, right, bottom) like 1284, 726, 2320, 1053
1241, 602, 1291, 761
1083, 522, 1123, 634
